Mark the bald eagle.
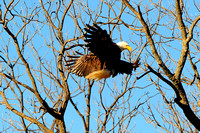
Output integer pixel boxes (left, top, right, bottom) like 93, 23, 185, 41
66, 24, 139, 80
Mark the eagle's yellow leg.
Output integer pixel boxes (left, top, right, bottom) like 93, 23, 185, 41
85, 69, 111, 81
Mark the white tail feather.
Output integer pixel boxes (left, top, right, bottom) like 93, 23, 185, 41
85, 69, 111, 81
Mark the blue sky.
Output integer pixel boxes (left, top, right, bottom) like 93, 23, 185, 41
0, 0, 200, 132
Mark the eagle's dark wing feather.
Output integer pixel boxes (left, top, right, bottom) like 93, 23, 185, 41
117, 60, 133, 75
84, 24, 121, 63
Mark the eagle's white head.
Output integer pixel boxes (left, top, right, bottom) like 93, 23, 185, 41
117, 41, 132, 52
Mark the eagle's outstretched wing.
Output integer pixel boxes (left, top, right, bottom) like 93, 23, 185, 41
66, 53, 102, 77
84, 24, 121, 63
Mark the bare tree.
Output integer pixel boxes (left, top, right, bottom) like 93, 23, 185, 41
121, 0, 200, 132
0, 0, 200, 132
0, 0, 143, 132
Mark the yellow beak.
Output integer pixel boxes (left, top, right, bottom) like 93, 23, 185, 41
126, 46, 132, 52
